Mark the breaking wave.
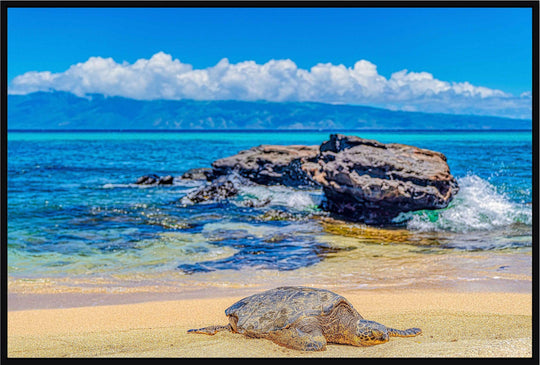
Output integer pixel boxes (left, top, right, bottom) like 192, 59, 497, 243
400, 175, 532, 233
398, 175, 532, 233
237, 184, 323, 212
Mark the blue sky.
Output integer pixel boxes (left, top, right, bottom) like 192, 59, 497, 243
7, 7, 533, 118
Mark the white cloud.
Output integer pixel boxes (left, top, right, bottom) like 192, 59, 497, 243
8, 51, 531, 119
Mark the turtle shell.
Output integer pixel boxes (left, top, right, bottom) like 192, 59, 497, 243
225, 286, 358, 335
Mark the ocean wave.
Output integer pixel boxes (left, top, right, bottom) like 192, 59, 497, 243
102, 183, 135, 189
237, 185, 323, 212
397, 175, 532, 233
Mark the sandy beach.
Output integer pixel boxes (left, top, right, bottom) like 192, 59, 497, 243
7, 289, 533, 358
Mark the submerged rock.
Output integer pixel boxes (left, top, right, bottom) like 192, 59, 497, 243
211, 144, 319, 188
256, 209, 315, 222
309, 134, 459, 224
135, 174, 174, 185
158, 175, 174, 185
257, 209, 299, 221
240, 197, 272, 208
135, 174, 159, 185
181, 175, 244, 204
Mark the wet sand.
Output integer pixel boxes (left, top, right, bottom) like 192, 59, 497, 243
7, 289, 533, 357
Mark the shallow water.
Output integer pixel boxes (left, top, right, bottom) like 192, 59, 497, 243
7, 130, 533, 296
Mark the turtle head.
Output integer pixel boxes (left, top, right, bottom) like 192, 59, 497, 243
354, 319, 390, 346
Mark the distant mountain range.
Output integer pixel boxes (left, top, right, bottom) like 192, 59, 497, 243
7, 91, 532, 130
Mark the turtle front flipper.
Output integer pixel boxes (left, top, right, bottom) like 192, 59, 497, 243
187, 324, 232, 335
387, 327, 422, 337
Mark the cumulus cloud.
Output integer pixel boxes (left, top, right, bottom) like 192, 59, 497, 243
8, 51, 531, 119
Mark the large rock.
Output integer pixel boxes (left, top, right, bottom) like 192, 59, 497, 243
183, 134, 459, 225
211, 144, 319, 188
309, 134, 459, 224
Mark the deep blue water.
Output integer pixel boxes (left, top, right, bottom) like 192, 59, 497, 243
7, 130, 533, 279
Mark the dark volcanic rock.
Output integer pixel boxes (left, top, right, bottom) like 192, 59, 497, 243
135, 174, 174, 185
158, 175, 174, 185
135, 174, 160, 185
180, 167, 213, 181
181, 175, 242, 204
240, 197, 272, 208
309, 134, 459, 224
178, 133, 458, 225
211, 144, 320, 188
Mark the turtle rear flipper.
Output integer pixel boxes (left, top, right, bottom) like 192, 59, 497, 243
187, 324, 232, 335
268, 327, 327, 351
267, 317, 327, 351
388, 327, 422, 337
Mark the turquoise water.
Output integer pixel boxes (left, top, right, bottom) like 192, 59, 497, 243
7, 130, 533, 287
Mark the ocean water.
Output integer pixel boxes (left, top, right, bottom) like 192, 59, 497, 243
6, 130, 533, 294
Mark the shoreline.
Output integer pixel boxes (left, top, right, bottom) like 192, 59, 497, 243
7, 287, 533, 358
8, 279, 532, 312
8, 237, 532, 312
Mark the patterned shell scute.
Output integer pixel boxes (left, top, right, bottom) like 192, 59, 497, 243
225, 286, 349, 334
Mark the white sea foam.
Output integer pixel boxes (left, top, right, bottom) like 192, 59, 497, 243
102, 183, 161, 189
102, 183, 132, 189
238, 185, 322, 212
401, 175, 532, 233
103, 179, 203, 190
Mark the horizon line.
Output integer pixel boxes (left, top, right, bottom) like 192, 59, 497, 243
7, 128, 533, 133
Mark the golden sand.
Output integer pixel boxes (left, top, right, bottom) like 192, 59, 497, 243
7, 289, 532, 357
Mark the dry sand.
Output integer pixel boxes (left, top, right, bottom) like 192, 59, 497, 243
7, 289, 533, 358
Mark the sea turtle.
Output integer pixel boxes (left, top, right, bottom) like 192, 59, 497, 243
188, 286, 421, 351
